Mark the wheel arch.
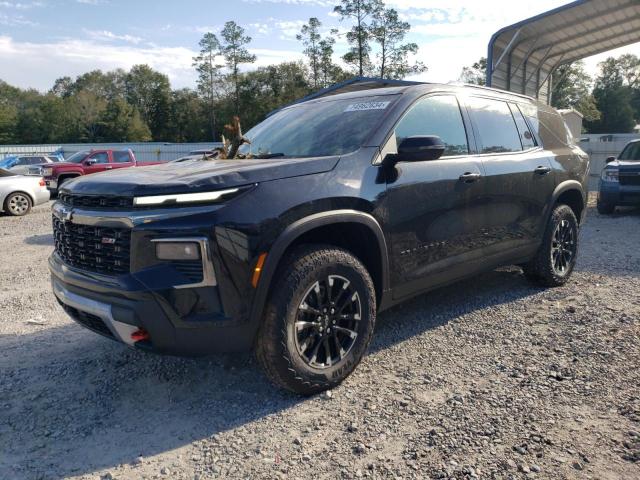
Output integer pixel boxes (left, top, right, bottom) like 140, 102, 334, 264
249, 210, 390, 327
58, 173, 81, 183
549, 180, 586, 224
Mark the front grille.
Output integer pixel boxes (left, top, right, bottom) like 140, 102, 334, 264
59, 302, 114, 338
620, 173, 640, 186
58, 193, 134, 209
173, 260, 204, 283
53, 217, 131, 275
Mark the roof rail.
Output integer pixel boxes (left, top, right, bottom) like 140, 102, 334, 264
448, 81, 536, 101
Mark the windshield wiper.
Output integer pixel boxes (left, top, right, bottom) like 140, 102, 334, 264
253, 152, 286, 159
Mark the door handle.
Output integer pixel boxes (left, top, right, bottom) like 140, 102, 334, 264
534, 166, 551, 175
459, 172, 482, 183
105, 166, 113, 169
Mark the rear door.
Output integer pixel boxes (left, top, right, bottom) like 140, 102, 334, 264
383, 93, 488, 299
464, 96, 555, 255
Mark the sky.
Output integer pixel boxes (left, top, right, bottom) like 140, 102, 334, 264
1, 0, 640, 92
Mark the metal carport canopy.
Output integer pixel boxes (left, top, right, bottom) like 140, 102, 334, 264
486, 0, 640, 103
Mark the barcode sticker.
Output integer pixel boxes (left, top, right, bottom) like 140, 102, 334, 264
344, 101, 391, 112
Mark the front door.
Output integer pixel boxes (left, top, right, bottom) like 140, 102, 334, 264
83, 151, 110, 175
382, 94, 488, 300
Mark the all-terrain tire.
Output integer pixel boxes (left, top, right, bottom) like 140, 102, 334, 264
523, 204, 579, 287
255, 245, 376, 395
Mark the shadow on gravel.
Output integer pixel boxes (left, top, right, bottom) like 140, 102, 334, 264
24, 233, 54, 246
370, 267, 538, 354
0, 267, 544, 479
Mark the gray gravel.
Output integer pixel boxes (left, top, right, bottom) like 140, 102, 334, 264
1, 197, 639, 480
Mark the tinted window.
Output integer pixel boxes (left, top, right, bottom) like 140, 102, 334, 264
510, 104, 536, 149
467, 97, 522, 153
113, 151, 132, 163
237, 95, 400, 158
17, 157, 29, 166
395, 95, 469, 157
88, 152, 109, 164
619, 142, 640, 161
29, 157, 45, 165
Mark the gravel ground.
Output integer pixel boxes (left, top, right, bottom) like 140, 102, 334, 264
1, 197, 639, 480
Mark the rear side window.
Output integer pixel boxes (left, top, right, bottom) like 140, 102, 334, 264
510, 104, 536, 149
113, 151, 131, 163
467, 97, 522, 154
395, 95, 469, 157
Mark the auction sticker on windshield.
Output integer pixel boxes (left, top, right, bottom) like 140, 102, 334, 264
344, 101, 391, 112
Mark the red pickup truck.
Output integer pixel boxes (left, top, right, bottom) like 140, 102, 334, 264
41, 149, 164, 194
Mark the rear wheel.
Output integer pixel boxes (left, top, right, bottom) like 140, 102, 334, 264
597, 199, 615, 215
4, 192, 32, 216
523, 204, 578, 287
256, 245, 376, 395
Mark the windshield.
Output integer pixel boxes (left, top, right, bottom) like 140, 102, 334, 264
65, 151, 90, 163
619, 142, 640, 161
238, 95, 399, 158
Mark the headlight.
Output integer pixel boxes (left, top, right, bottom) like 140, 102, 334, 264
133, 187, 240, 207
601, 169, 619, 182
42, 167, 53, 176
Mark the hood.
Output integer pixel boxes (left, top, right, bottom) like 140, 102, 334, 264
65, 156, 340, 196
610, 159, 640, 169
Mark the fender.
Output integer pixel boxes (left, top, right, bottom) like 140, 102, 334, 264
548, 179, 587, 223
249, 209, 390, 327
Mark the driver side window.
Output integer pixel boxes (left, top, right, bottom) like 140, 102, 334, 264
87, 152, 109, 164
395, 95, 469, 157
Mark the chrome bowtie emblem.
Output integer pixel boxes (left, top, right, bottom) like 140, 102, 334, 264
59, 207, 73, 223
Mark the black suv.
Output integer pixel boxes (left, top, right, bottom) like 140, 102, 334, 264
50, 84, 589, 394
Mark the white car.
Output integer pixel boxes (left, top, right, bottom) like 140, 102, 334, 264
0, 169, 50, 216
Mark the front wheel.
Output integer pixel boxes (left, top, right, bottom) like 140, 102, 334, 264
256, 245, 376, 395
523, 204, 579, 287
4, 192, 32, 216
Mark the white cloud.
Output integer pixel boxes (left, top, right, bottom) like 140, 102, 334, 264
0, 12, 35, 25
0, 1, 43, 8
242, 0, 333, 5
84, 29, 144, 44
0, 36, 304, 91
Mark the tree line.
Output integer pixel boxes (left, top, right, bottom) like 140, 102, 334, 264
460, 54, 640, 134
0, 0, 423, 146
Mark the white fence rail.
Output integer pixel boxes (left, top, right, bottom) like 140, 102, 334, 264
0, 142, 223, 163
2, 136, 638, 191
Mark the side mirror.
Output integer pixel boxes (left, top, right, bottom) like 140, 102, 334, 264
606, 156, 616, 164
396, 136, 446, 162
84, 158, 97, 166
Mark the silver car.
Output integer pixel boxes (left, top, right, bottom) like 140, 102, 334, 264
0, 169, 50, 216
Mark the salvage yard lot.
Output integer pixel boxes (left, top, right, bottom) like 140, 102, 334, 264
1, 198, 639, 480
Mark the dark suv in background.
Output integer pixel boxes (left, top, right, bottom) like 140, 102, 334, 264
49, 83, 589, 394
598, 139, 640, 214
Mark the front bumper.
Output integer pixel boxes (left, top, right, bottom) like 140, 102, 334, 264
599, 181, 640, 206
49, 249, 257, 356
45, 178, 57, 191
